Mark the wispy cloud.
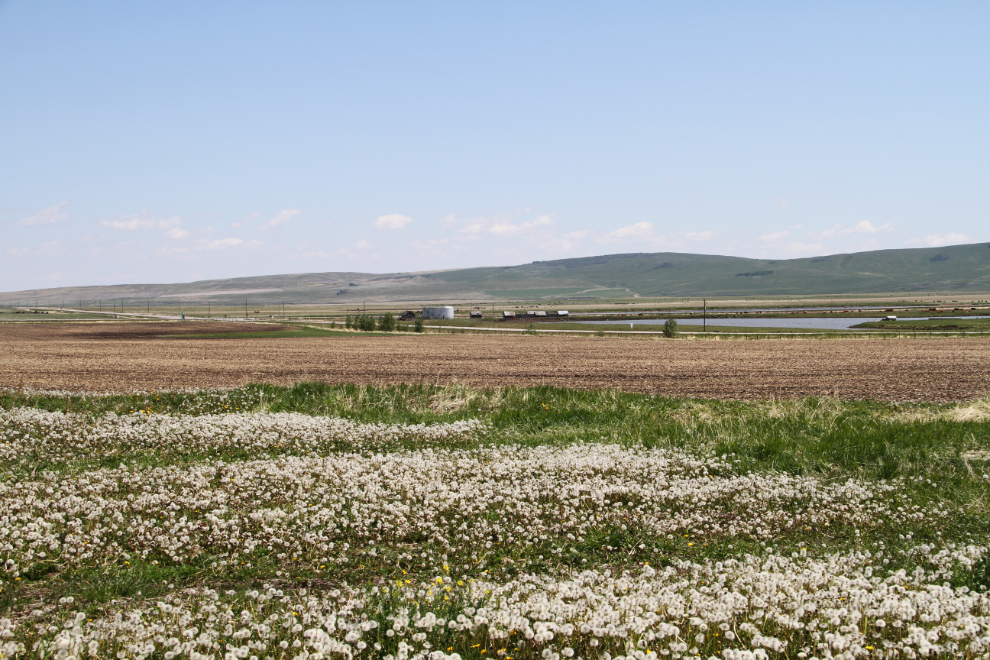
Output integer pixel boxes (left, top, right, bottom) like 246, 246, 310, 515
102, 211, 182, 231
233, 211, 263, 229
598, 222, 657, 242
7, 242, 64, 257
258, 209, 301, 231
760, 231, 790, 242
906, 233, 972, 247
587, 224, 717, 249
441, 213, 554, 237
491, 214, 553, 236
201, 238, 262, 251
18, 201, 69, 226
153, 237, 263, 257
773, 197, 789, 207
374, 214, 413, 230
820, 220, 892, 237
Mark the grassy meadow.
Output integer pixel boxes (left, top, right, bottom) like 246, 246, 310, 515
1, 383, 989, 658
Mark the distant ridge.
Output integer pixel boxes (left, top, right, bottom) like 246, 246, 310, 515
3, 243, 990, 304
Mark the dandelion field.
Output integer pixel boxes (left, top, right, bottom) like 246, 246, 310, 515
1, 383, 989, 659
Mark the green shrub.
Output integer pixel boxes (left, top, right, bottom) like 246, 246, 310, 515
414, 318, 425, 333
663, 318, 679, 338
345, 316, 352, 329
379, 312, 396, 332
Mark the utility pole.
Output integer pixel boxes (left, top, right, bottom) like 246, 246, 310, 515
703, 298, 707, 332
245, 299, 248, 319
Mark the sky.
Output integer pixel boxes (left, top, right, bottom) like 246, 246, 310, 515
1, 1, 988, 291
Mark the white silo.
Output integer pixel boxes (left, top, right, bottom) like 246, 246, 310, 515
422, 306, 455, 319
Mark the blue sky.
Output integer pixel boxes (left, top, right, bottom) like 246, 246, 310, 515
1, 1, 988, 290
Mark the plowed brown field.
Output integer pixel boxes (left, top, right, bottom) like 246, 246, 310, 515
1, 322, 988, 401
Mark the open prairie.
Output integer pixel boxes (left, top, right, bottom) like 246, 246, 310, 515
1, 321, 988, 401
3, 322, 990, 658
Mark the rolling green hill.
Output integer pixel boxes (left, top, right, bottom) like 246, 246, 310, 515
427, 242, 990, 298
3, 243, 990, 305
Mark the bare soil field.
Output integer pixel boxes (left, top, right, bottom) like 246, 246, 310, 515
1, 322, 988, 401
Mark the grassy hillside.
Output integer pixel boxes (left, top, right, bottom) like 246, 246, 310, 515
428, 243, 990, 298
3, 243, 990, 304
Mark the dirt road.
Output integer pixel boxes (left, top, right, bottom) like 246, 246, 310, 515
1, 322, 987, 401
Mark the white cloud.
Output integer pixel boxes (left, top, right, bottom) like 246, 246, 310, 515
200, 238, 262, 251
441, 213, 554, 237
598, 222, 659, 243
102, 212, 182, 231
6, 242, 63, 257
684, 230, 715, 241
490, 214, 553, 236
821, 220, 892, 237
165, 227, 190, 240
906, 233, 971, 247
374, 214, 413, 230
233, 211, 262, 228
563, 230, 590, 240
355, 239, 373, 250
258, 209, 301, 231
849, 220, 891, 234
18, 201, 69, 226
760, 231, 791, 242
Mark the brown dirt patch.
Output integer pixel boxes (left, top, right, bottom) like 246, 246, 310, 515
1, 323, 988, 402
0, 321, 282, 341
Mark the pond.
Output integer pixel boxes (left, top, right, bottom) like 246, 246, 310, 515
574, 316, 990, 330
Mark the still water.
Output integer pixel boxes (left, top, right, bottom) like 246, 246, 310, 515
575, 316, 990, 330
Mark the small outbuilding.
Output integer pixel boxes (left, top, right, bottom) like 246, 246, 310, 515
553, 310, 569, 317
469, 311, 483, 319
502, 311, 516, 318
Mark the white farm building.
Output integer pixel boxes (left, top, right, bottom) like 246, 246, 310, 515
422, 306, 455, 320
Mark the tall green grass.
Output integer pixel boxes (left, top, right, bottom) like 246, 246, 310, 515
4, 383, 988, 484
